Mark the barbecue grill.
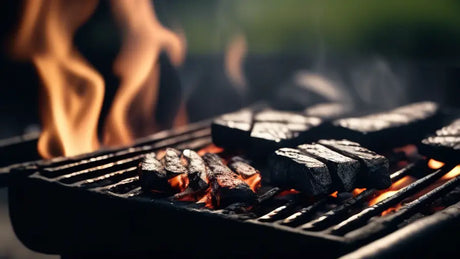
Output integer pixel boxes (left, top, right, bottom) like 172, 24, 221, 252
3, 115, 460, 258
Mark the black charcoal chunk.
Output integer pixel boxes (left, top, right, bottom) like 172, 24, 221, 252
418, 118, 460, 162
318, 139, 390, 189
203, 153, 257, 207
332, 101, 440, 149
163, 148, 187, 175
250, 110, 322, 155
211, 109, 253, 149
228, 157, 259, 179
435, 119, 460, 136
182, 149, 208, 191
297, 144, 360, 191
269, 148, 332, 196
419, 136, 460, 163
138, 152, 170, 192
304, 102, 353, 120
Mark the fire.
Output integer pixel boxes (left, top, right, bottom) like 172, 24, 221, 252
352, 188, 366, 196
369, 163, 460, 216
12, 0, 104, 158
12, 0, 186, 158
428, 159, 445, 170
330, 191, 338, 198
368, 176, 415, 206
277, 189, 301, 197
225, 33, 248, 94
244, 173, 262, 192
103, 0, 186, 147
197, 144, 224, 156
441, 165, 460, 180
168, 174, 189, 193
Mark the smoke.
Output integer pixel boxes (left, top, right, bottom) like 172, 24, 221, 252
349, 56, 408, 109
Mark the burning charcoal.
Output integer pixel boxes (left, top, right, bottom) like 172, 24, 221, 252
419, 136, 460, 162
418, 118, 460, 162
182, 149, 208, 191
269, 148, 332, 196
318, 139, 390, 189
202, 153, 257, 207
211, 109, 253, 149
162, 148, 187, 176
435, 119, 460, 136
138, 152, 171, 192
297, 144, 360, 191
332, 101, 440, 149
250, 110, 323, 156
304, 102, 353, 120
227, 157, 259, 179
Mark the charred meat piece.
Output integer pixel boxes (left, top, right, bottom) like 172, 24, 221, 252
162, 148, 187, 176
332, 101, 440, 149
418, 119, 460, 162
297, 144, 360, 191
318, 139, 390, 189
227, 157, 259, 179
211, 109, 253, 149
250, 110, 323, 156
269, 148, 332, 196
182, 149, 208, 191
138, 152, 171, 192
202, 153, 257, 207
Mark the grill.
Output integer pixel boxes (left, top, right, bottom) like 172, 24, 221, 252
5, 116, 460, 257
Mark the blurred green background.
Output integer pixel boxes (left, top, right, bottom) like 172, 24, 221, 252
156, 0, 460, 60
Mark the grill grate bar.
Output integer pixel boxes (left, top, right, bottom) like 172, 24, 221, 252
300, 163, 421, 231
54, 155, 144, 183
75, 167, 138, 188
40, 128, 210, 175
327, 164, 456, 235
344, 172, 460, 244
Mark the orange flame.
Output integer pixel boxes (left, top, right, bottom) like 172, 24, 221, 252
428, 159, 445, 170
168, 174, 189, 193
197, 144, 224, 156
330, 191, 338, 198
242, 173, 262, 192
225, 33, 247, 93
103, 0, 186, 147
277, 189, 301, 197
352, 188, 366, 196
368, 176, 415, 206
12, 0, 104, 158
13, 0, 187, 158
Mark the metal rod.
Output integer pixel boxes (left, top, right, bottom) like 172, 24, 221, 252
300, 163, 420, 230
340, 201, 460, 259
344, 171, 460, 243
327, 164, 455, 235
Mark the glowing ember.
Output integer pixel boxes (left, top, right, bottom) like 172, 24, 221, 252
277, 189, 301, 197
196, 188, 213, 208
197, 144, 224, 156
243, 173, 262, 192
352, 188, 366, 196
368, 176, 415, 206
428, 159, 445, 170
381, 204, 402, 216
330, 191, 338, 198
441, 165, 460, 180
168, 174, 189, 193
